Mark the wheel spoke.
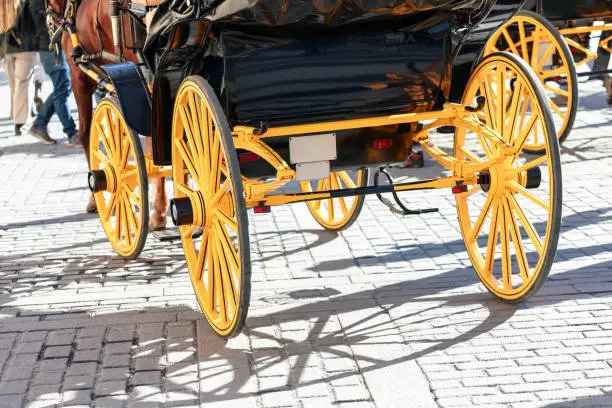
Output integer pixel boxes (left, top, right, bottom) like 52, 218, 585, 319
536, 44, 556, 72
483, 197, 500, 278
502, 28, 520, 55
530, 27, 539, 68
180, 224, 197, 240
96, 122, 115, 161
213, 232, 237, 318
508, 181, 549, 211
216, 208, 237, 233
104, 110, 118, 157
461, 185, 482, 198
513, 155, 547, 175
504, 80, 524, 142
198, 228, 210, 274
468, 193, 494, 243
514, 111, 539, 153
549, 98, 566, 119
496, 63, 504, 137
499, 197, 512, 290
459, 147, 482, 162
175, 138, 202, 189
507, 193, 544, 255
543, 85, 569, 97
209, 133, 222, 195
92, 149, 111, 166
211, 239, 228, 323
505, 195, 530, 282
338, 171, 358, 188
121, 168, 138, 182
518, 21, 529, 61
102, 192, 118, 222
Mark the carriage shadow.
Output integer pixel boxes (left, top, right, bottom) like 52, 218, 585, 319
4, 254, 611, 406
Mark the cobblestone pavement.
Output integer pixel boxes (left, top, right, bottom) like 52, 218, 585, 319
1, 66, 612, 408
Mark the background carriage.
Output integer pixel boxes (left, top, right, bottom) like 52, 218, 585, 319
483, 0, 612, 152
49, 0, 563, 337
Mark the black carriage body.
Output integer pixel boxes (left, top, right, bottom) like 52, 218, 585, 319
148, 0, 526, 166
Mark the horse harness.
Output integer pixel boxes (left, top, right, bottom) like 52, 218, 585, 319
46, 0, 123, 93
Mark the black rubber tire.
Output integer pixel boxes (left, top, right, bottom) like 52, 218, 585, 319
92, 97, 149, 260
460, 52, 562, 303
173, 75, 251, 338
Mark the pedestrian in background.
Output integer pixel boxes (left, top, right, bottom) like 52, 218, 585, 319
15, 0, 79, 145
1, 0, 35, 136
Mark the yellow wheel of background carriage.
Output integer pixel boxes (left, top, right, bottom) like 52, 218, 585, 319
455, 52, 562, 302
485, 10, 578, 153
89, 98, 148, 260
171, 75, 250, 338
300, 169, 369, 231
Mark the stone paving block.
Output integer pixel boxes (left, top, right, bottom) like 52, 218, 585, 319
44, 345, 72, 359
63, 375, 95, 390
0, 379, 29, 394
95, 380, 127, 397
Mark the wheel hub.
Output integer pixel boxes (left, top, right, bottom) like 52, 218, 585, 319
170, 191, 207, 227
88, 167, 117, 193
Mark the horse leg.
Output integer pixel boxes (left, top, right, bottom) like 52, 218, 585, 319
146, 137, 168, 230
69, 68, 97, 212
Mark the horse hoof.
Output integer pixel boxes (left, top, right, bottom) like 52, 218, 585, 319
86, 195, 97, 213
149, 214, 167, 231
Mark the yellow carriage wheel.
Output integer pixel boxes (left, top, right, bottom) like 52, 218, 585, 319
300, 169, 368, 231
455, 52, 562, 302
171, 75, 250, 338
89, 98, 148, 260
485, 10, 578, 153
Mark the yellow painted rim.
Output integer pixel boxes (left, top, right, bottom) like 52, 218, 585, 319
172, 79, 243, 337
300, 170, 365, 230
90, 100, 145, 258
456, 55, 556, 300
485, 14, 575, 150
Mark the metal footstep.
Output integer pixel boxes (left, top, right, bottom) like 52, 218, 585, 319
374, 168, 439, 216
151, 226, 203, 242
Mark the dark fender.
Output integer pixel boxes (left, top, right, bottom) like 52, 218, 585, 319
448, 0, 527, 102
151, 19, 210, 166
102, 62, 152, 136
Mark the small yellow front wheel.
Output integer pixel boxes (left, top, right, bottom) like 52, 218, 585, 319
89, 98, 148, 260
172, 75, 250, 338
300, 169, 368, 231
485, 10, 578, 153
456, 52, 562, 302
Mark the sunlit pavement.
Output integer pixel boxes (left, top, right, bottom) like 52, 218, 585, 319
1, 66, 612, 408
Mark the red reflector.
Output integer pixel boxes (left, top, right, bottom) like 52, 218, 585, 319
452, 185, 468, 194
254, 206, 271, 214
239, 152, 260, 162
371, 139, 393, 149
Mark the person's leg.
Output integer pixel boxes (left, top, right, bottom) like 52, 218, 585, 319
5, 55, 19, 133
40, 51, 77, 137
12, 52, 35, 126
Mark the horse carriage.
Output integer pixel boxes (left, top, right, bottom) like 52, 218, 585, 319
483, 0, 612, 151
47, 0, 563, 337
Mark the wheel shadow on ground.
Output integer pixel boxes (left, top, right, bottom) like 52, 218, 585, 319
542, 391, 612, 407
0, 234, 611, 405
0, 267, 517, 406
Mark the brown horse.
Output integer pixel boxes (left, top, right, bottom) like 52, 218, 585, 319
47, 0, 168, 229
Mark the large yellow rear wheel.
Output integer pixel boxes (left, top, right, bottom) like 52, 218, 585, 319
171, 76, 250, 338
455, 52, 562, 302
300, 169, 368, 231
89, 98, 148, 260
485, 10, 578, 153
